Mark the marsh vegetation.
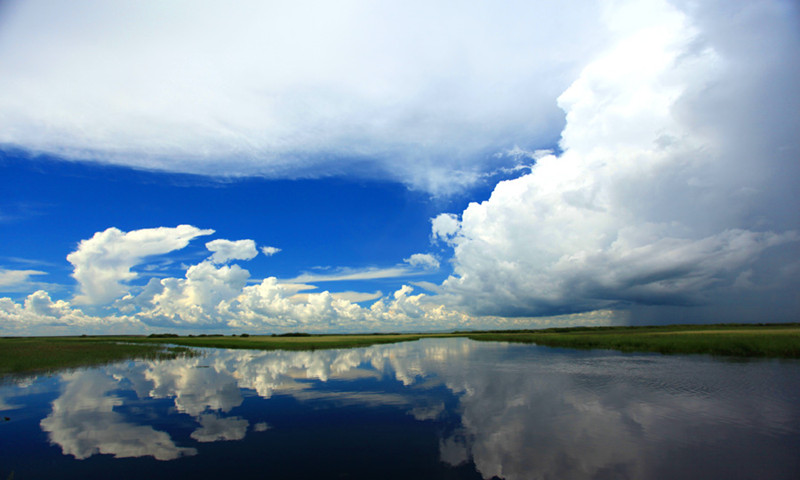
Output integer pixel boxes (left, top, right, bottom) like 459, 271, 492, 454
0, 336, 194, 379
462, 323, 800, 358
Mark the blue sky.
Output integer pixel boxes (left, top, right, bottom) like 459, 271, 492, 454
1, 152, 462, 294
1, 0, 798, 334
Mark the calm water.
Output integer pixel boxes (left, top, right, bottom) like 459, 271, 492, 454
1, 338, 799, 479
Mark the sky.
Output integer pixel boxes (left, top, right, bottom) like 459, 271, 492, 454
1, 0, 798, 335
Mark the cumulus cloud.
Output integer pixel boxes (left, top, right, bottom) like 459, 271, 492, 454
2, 228, 623, 334
431, 214, 461, 244
134, 261, 251, 326
435, 0, 800, 320
226, 279, 468, 332
0, 251, 470, 334
0, 0, 611, 194
115, 252, 475, 331
0, 290, 144, 335
67, 225, 213, 305
261, 246, 281, 257
403, 253, 440, 270
75, 251, 468, 332
206, 239, 258, 264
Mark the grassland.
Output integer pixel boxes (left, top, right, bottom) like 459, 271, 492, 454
122, 333, 430, 351
0, 336, 195, 380
2, 324, 798, 378
461, 323, 800, 358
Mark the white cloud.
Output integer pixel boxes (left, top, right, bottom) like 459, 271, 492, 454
410, 281, 443, 294
332, 291, 383, 303
206, 238, 258, 264
435, 0, 800, 320
0, 258, 469, 333
1, 0, 797, 332
0, 0, 610, 195
298, 290, 383, 304
134, 261, 250, 326
67, 225, 213, 305
0, 258, 619, 334
261, 246, 281, 257
284, 267, 419, 284
0, 268, 46, 290
0, 290, 145, 335
126, 258, 474, 332
431, 214, 461, 244
403, 254, 440, 270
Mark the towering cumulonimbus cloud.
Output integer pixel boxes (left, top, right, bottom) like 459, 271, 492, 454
434, 0, 800, 321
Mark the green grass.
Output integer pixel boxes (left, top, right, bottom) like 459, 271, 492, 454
461, 323, 800, 358
0, 336, 195, 380
120, 333, 430, 351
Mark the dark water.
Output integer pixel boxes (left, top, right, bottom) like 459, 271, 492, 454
1, 338, 799, 479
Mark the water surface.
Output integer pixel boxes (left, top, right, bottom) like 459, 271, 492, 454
1, 338, 798, 479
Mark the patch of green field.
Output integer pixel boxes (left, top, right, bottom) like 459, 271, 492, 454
461, 323, 800, 358
0, 336, 195, 380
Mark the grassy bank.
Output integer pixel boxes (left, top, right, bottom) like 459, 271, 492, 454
0, 337, 194, 379
123, 333, 430, 351
462, 323, 800, 358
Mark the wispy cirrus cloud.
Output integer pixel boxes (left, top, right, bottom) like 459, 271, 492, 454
0, 267, 47, 290
283, 267, 424, 284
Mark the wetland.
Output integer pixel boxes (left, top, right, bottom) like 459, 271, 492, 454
1, 335, 799, 479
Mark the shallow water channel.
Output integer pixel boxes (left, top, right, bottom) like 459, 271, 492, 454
1, 338, 799, 479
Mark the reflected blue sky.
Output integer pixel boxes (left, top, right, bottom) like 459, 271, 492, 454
2, 339, 800, 479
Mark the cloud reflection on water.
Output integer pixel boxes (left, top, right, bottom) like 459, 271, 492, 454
33, 339, 800, 478
40, 370, 197, 460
